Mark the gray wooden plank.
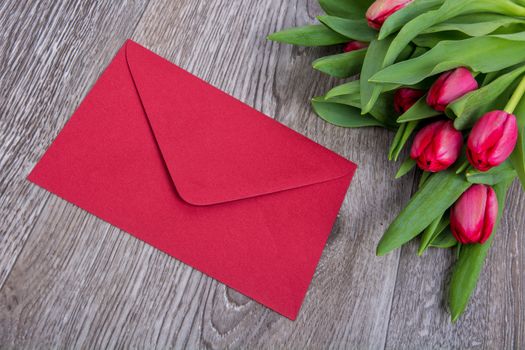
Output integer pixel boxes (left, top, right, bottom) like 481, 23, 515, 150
0, 0, 432, 348
384, 182, 525, 349
0, 0, 150, 289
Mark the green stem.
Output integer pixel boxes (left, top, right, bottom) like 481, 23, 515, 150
455, 160, 470, 175
504, 75, 525, 114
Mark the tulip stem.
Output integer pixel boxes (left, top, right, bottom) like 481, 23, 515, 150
455, 160, 470, 174
504, 75, 525, 114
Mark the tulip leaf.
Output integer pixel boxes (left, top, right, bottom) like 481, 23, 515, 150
429, 227, 458, 248
268, 24, 349, 47
411, 32, 469, 49
422, 14, 525, 37
380, 0, 525, 71
389, 121, 418, 161
397, 96, 440, 122
319, 0, 374, 19
482, 72, 499, 86
360, 38, 393, 115
510, 98, 525, 191
371, 35, 525, 86
451, 64, 525, 130
361, 41, 415, 115
313, 49, 367, 78
317, 16, 377, 42
311, 97, 385, 128
362, 39, 419, 115
325, 92, 396, 126
379, 0, 445, 40
418, 213, 450, 255
419, 171, 431, 188
325, 94, 360, 108
376, 170, 471, 256
395, 157, 416, 179
449, 177, 513, 322
388, 123, 406, 159
466, 161, 517, 185
325, 80, 361, 99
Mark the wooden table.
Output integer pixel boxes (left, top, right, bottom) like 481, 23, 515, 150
1, 0, 524, 348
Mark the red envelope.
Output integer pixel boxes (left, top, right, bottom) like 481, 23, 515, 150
28, 40, 356, 320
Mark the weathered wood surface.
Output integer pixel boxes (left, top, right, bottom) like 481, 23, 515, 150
0, 0, 523, 348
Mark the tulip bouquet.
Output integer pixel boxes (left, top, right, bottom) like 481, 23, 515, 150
268, 0, 525, 321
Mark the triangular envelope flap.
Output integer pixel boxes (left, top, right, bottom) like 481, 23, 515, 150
124, 40, 356, 205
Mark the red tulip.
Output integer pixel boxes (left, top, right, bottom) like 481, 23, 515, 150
410, 120, 463, 172
394, 88, 424, 114
366, 0, 413, 30
450, 184, 498, 244
426, 67, 478, 112
467, 110, 518, 171
343, 41, 368, 53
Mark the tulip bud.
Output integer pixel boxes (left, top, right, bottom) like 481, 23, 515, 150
450, 184, 498, 244
467, 110, 518, 171
426, 67, 478, 112
343, 41, 368, 53
410, 120, 463, 172
366, 0, 413, 30
394, 88, 424, 114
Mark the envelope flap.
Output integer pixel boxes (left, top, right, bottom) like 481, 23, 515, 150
124, 40, 356, 206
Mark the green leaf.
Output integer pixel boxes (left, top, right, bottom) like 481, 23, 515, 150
388, 122, 406, 159
360, 38, 394, 114
466, 161, 517, 185
397, 96, 440, 123
418, 213, 450, 255
449, 178, 513, 322
311, 97, 385, 128
361, 40, 415, 114
312, 49, 367, 78
419, 171, 431, 188
429, 227, 458, 248
379, 0, 445, 40
395, 158, 416, 179
482, 71, 499, 85
268, 24, 348, 46
412, 32, 469, 48
451, 64, 525, 130
380, 0, 525, 71
324, 94, 360, 108
319, 0, 374, 19
510, 97, 525, 191
421, 13, 525, 37
371, 35, 525, 86
325, 80, 361, 99
325, 92, 396, 126
376, 170, 471, 256
317, 16, 377, 42
389, 121, 418, 161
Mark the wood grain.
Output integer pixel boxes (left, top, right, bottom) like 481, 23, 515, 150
0, 0, 523, 348
385, 182, 525, 350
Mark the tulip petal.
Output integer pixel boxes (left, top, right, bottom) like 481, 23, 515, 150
479, 186, 498, 243
427, 71, 452, 111
487, 114, 518, 166
432, 121, 463, 166
427, 68, 478, 112
366, 0, 413, 29
468, 111, 507, 153
410, 121, 440, 159
436, 68, 478, 106
394, 88, 424, 114
411, 120, 462, 172
467, 111, 518, 171
450, 185, 487, 244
